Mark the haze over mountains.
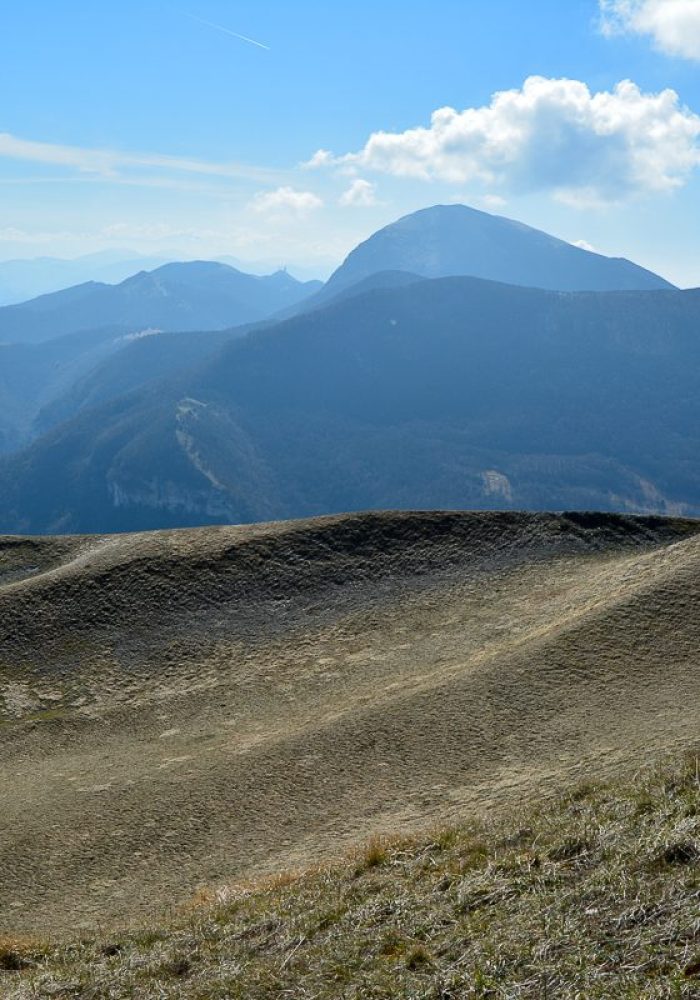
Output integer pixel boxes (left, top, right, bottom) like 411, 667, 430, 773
0, 326, 125, 454
0, 251, 326, 306
0, 261, 319, 453
0, 251, 176, 307
0, 260, 322, 345
0, 202, 693, 533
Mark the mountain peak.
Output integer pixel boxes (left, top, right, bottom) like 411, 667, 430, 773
150, 260, 242, 278
322, 203, 674, 296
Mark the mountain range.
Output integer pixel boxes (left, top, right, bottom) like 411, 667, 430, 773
0, 202, 694, 533
0, 250, 328, 306
2, 272, 699, 533
0, 250, 176, 307
0, 260, 319, 452
0, 260, 321, 345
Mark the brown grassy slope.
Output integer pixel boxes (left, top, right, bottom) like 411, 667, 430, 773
2, 755, 699, 999
0, 510, 699, 934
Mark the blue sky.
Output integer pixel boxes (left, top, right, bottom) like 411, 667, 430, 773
2, 0, 700, 283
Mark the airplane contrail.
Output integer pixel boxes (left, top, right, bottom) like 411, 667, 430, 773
186, 12, 270, 50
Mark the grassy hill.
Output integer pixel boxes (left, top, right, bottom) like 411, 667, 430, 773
1, 510, 699, 941
2, 755, 698, 998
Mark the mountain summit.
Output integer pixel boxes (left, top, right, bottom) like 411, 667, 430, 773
321, 204, 674, 297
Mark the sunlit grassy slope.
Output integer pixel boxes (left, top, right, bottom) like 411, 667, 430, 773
0, 510, 699, 943
2, 756, 698, 998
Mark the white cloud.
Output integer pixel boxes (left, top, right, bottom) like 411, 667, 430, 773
308, 76, 700, 205
573, 238, 598, 252
304, 149, 335, 169
251, 186, 323, 216
600, 1, 700, 60
339, 178, 377, 206
0, 131, 280, 182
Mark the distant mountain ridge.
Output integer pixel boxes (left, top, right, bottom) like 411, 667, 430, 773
315, 204, 674, 304
0, 251, 175, 306
3, 274, 700, 534
0, 261, 322, 344
0, 251, 328, 306
0, 203, 689, 532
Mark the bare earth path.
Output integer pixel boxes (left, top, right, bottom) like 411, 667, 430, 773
0, 510, 698, 934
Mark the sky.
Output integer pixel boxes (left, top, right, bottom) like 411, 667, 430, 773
2, 0, 700, 284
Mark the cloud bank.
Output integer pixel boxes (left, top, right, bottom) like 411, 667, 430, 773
600, 1, 700, 60
309, 76, 700, 205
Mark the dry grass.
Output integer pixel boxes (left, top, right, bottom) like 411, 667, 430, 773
1, 510, 700, 934
1, 754, 698, 998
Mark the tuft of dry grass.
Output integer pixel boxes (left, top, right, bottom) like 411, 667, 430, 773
355, 834, 399, 873
1, 753, 698, 998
